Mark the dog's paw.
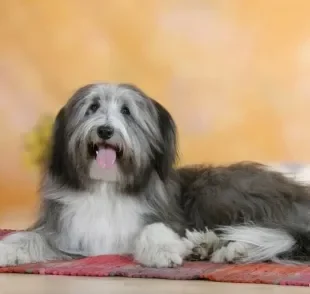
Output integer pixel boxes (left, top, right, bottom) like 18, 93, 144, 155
0, 232, 61, 267
134, 223, 191, 268
210, 241, 249, 263
185, 228, 221, 261
139, 245, 184, 268
0, 242, 33, 267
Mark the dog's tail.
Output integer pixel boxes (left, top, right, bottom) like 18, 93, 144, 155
217, 223, 310, 264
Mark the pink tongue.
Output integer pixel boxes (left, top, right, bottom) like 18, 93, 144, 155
96, 147, 117, 169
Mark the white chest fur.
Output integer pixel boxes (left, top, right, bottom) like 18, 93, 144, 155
56, 184, 149, 256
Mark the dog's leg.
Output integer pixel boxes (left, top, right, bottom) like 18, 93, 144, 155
210, 241, 252, 263
210, 225, 296, 263
0, 231, 66, 266
134, 223, 192, 268
184, 228, 222, 261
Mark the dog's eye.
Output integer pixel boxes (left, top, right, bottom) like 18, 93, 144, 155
88, 102, 100, 113
121, 106, 130, 115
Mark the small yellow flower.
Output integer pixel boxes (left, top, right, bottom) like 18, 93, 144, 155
23, 115, 54, 170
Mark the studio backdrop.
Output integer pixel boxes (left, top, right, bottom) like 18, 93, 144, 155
1, 0, 310, 219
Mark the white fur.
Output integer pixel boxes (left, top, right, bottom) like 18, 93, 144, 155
0, 184, 193, 268
184, 228, 221, 260
0, 232, 61, 266
185, 228, 220, 247
210, 242, 252, 263
53, 183, 150, 256
267, 163, 310, 185
134, 223, 192, 268
216, 225, 296, 263
294, 166, 310, 185
0, 184, 150, 266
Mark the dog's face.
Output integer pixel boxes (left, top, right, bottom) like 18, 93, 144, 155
47, 83, 177, 192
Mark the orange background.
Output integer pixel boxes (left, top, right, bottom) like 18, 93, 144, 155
1, 0, 310, 224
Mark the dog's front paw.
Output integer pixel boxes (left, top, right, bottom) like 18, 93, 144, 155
0, 231, 61, 267
136, 245, 184, 268
134, 223, 191, 268
184, 228, 221, 261
210, 241, 249, 263
0, 242, 32, 267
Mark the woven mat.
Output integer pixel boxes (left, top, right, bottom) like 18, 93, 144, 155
1, 230, 310, 286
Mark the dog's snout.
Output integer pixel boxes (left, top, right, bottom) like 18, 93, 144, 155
97, 125, 114, 140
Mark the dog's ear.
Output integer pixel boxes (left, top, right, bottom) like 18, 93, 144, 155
119, 83, 178, 181
47, 107, 83, 190
48, 107, 67, 179
152, 100, 178, 181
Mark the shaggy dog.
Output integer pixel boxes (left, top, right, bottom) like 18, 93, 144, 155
1, 83, 310, 268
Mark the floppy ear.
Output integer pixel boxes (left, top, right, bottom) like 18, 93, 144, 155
47, 107, 81, 190
118, 83, 178, 181
152, 100, 178, 181
48, 107, 67, 178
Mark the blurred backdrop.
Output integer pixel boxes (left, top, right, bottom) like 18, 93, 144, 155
1, 0, 310, 227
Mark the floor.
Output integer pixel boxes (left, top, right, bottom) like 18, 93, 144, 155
2, 274, 310, 294
0, 211, 309, 294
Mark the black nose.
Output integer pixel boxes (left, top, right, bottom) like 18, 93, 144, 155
97, 125, 114, 140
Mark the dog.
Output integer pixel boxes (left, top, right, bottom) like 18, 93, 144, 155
1, 82, 310, 268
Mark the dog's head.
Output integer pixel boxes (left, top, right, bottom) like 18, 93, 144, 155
47, 83, 178, 192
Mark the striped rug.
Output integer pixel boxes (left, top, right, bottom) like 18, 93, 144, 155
1, 229, 310, 286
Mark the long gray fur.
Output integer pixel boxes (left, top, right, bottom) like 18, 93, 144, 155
0, 82, 310, 267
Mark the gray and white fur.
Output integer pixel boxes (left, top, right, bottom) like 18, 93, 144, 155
1, 83, 310, 268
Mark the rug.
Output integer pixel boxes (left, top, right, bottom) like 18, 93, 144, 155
1, 229, 310, 286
